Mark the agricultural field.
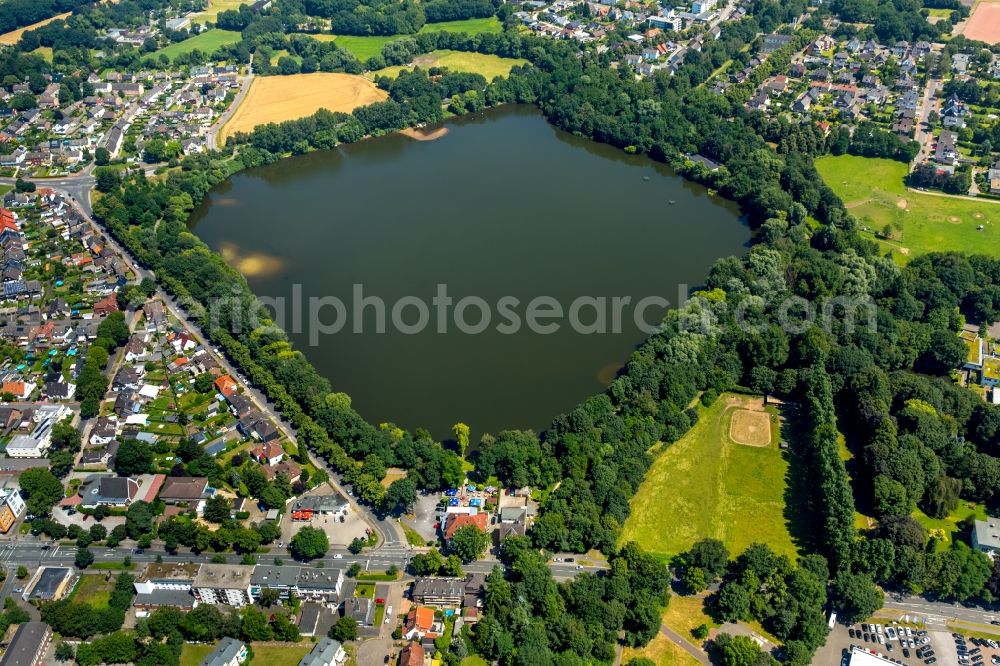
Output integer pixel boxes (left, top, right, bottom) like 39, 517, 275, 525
189, 0, 247, 25
620, 393, 799, 562
815, 154, 1000, 261
0, 12, 71, 45
154, 29, 242, 61
219, 73, 387, 142
372, 50, 528, 80
963, 0, 1000, 44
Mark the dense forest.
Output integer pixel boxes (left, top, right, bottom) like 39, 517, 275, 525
0, 0, 86, 36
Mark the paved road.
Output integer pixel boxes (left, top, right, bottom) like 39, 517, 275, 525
0, 540, 604, 582
659, 623, 710, 665
207, 56, 254, 151
885, 594, 1000, 629
913, 77, 939, 166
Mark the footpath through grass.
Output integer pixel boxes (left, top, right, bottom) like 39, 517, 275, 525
815, 154, 1000, 261
620, 393, 798, 562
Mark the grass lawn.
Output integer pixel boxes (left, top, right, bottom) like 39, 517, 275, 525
30, 47, 53, 63
419, 17, 503, 34
219, 73, 386, 142
402, 522, 428, 546
622, 632, 702, 666
356, 572, 400, 581
354, 582, 376, 598
70, 574, 115, 608
332, 35, 398, 60
329, 18, 500, 60
663, 595, 716, 640
249, 644, 312, 666
913, 501, 986, 552
180, 643, 215, 666
190, 0, 247, 25
154, 29, 242, 62
461, 657, 489, 666
815, 154, 1000, 262
372, 50, 527, 80
0, 184, 12, 197
620, 393, 798, 562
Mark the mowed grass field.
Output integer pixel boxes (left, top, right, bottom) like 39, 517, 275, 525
70, 574, 115, 608
219, 73, 387, 142
154, 29, 242, 61
372, 50, 527, 79
190, 0, 248, 25
179, 643, 215, 666
815, 154, 1000, 261
249, 644, 312, 666
0, 12, 71, 45
620, 394, 798, 561
326, 17, 502, 60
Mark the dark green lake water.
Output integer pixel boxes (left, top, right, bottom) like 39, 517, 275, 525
189, 105, 749, 438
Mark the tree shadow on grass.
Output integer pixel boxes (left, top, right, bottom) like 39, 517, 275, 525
780, 401, 821, 557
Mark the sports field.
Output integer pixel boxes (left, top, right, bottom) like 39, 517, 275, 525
963, 1, 1000, 43
219, 73, 387, 142
154, 29, 242, 61
0, 12, 71, 45
372, 50, 528, 79
815, 154, 1000, 261
620, 394, 798, 561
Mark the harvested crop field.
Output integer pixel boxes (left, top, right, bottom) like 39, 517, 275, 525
0, 12, 71, 45
219, 73, 387, 142
963, 1, 1000, 43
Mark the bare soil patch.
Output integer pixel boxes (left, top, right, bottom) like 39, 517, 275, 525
963, 2, 1000, 43
729, 408, 772, 447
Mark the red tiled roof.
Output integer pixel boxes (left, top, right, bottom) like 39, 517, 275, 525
444, 512, 488, 540
143, 474, 166, 503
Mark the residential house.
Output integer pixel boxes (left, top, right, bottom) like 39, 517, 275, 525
201, 638, 248, 666
299, 638, 346, 666
78, 474, 140, 508
403, 606, 442, 640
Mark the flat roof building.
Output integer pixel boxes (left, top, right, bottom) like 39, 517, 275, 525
973, 517, 1000, 554
23, 567, 72, 602
193, 564, 254, 607
412, 577, 464, 606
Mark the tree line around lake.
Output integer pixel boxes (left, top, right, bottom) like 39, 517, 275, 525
77, 4, 1000, 665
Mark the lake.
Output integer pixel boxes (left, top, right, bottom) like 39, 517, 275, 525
189, 105, 749, 438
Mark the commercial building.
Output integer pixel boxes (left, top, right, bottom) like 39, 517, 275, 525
0, 488, 25, 533
193, 564, 254, 606
133, 563, 198, 609
298, 638, 346, 666
5, 417, 55, 458
200, 638, 248, 666
78, 475, 140, 508
22, 567, 73, 602
0, 622, 52, 666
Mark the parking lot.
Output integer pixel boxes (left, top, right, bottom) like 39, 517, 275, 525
816, 620, 1000, 666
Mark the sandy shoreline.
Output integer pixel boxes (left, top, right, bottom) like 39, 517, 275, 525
400, 126, 450, 141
